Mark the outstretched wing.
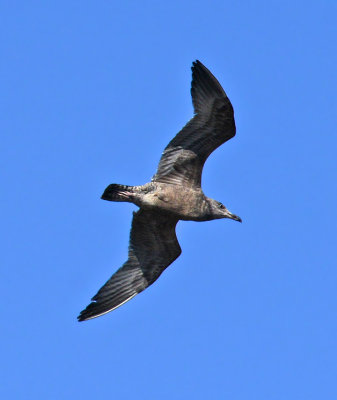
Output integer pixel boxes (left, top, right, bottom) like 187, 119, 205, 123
78, 210, 181, 321
152, 60, 236, 188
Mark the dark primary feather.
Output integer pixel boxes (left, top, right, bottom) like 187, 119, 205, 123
78, 210, 181, 321
152, 60, 236, 188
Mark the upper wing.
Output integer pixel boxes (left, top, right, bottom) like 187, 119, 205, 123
78, 210, 181, 321
152, 60, 236, 188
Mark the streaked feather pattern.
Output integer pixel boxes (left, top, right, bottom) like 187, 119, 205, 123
152, 60, 236, 188
78, 210, 181, 321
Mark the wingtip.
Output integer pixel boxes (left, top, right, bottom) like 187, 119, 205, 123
191, 59, 203, 70
77, 302, 98, 322
190, 59, 230, 116
77, 311, 88, 322
77, 305, 100, 322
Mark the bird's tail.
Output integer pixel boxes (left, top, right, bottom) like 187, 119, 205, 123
101, 184, 136, 202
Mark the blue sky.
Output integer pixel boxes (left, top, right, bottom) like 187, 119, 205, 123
1, 1, 337, 399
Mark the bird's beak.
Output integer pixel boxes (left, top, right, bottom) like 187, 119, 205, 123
225, 210, 242, 223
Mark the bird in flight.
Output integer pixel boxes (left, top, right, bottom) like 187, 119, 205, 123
78, 60, 241, 321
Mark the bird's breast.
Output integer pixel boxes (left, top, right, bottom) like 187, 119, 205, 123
140, 185, 208, 221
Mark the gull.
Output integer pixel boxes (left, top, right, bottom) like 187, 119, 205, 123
78, 60, 241, 321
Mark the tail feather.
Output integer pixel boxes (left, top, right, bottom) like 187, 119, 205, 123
101, 184, 135, 202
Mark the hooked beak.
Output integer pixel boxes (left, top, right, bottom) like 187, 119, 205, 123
225, 210, 242, 223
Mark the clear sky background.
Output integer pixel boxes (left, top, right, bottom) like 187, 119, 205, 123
1, 1, 337, 399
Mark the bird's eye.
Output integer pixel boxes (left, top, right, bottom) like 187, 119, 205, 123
219, 204, 225, 209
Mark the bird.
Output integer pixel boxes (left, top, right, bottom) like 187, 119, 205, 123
78, 60, 241, 321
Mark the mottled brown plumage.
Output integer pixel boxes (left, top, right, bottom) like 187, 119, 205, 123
78, 60, 241, 321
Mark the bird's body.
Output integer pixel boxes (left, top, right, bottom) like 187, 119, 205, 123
105, 182, 214, 221
78, 60, 241, 321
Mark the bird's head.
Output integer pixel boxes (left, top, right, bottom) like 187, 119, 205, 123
208, 199, 242, 222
